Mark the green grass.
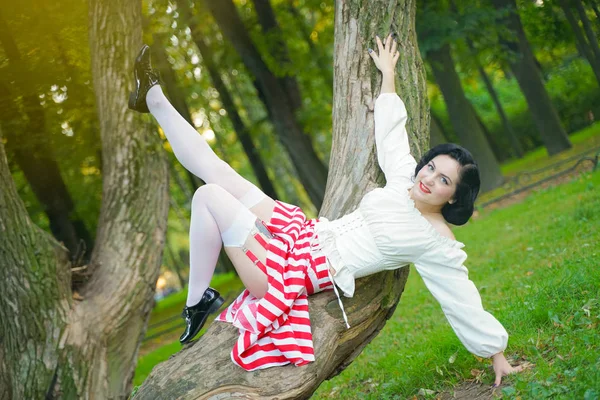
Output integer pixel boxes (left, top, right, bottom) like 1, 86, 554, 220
134, 129, 600, 397
500, 121, 600, 176
477, 122, 600, 205
312, 171, 600, 399
133, 272, 245, 386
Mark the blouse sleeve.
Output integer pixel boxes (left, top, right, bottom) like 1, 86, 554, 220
374, 93, 418, 187
413, 247, 508, 358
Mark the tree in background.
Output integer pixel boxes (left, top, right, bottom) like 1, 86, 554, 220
491, 0, 572, 155
132, 0, 428, 397
0, 0, 169, 397
418, 3, 505, 192
0, 8, 94, 260
558, 0, 600, 86
200, 0, 329, 208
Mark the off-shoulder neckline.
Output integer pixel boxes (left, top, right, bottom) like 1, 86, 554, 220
404, 189, 465, 249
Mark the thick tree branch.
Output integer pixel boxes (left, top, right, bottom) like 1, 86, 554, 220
133, 1, 426, 397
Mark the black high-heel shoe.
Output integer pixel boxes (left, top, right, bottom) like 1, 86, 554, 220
179, 287, 225, 344
128, 44, 160, 113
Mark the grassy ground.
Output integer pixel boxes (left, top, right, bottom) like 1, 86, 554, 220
134, 273, 245, 386
134, 128, 600, 397
312, 169, 599, 399
477, 121, 600, 205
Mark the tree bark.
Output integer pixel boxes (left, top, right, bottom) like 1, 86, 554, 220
0, 0, 170, 398
201, 0, 328, 208
428, 43, 504, 192
559, 0, 600, 86
0, 10, 93, 261
132, 0, 424, 398
491, 0, 572, 155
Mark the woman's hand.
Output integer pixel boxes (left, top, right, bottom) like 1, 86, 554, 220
368, 34, 400, 75
491, 352, 525, 387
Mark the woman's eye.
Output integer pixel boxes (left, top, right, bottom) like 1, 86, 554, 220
441, 177, 448, 185
428, 164, 433, 170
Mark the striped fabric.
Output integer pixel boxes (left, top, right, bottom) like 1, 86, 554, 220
216, 200, 333, 371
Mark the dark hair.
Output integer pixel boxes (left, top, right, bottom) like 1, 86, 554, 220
414, 143, 480, 226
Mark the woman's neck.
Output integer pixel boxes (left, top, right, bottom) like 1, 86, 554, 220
408, 187, 443, 217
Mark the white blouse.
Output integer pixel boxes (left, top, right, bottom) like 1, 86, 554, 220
314, 93, 508, 358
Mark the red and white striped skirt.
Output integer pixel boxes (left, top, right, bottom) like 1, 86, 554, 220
215, 200, 333, 371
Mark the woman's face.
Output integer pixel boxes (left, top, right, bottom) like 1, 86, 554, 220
413, 154, 460, 208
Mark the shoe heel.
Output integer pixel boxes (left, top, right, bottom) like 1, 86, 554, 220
128, 91, 137, 110
209, 296, 225, 314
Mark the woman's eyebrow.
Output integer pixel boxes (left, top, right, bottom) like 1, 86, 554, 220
431, 161, 453, 184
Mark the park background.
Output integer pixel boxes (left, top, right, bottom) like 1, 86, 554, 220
0, 0, 599, 398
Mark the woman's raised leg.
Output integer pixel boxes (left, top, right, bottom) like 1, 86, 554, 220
145, 86, 276, 221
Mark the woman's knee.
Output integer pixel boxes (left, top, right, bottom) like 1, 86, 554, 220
191, 183, 226, 210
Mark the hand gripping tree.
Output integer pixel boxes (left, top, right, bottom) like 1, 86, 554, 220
132, 0, 429, 398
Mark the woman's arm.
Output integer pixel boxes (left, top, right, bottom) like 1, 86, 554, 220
367, 34, 417, 186
368, 34, 399, 93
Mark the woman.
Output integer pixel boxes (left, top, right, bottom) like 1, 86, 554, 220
129, 34, 523, 385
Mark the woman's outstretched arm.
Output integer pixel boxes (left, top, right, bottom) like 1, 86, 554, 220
367, 34, 416, 187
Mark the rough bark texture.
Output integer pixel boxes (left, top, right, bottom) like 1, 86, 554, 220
428, 43, 504, 192
202, 0, 328, 208
0, 133, 72, 400
491, 0, 572, 155
132, 0, 425, 398
0, 0, 169, 398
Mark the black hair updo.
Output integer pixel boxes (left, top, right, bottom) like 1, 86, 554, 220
414, 143, 480, 226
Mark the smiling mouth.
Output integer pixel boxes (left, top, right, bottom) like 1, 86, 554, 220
419, 182, 431, 194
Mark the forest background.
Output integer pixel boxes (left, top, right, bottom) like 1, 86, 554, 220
1, 0, 599, 398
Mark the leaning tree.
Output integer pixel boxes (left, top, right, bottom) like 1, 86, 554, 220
0, 0, 169, 398
132, 0, 429, 398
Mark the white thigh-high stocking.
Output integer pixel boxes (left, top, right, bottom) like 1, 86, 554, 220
146, 85, 266, 207
186, 184, 266, 306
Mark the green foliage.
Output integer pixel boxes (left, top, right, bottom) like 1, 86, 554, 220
431, 57, 600, 160
134, 130, 600, 396
2, 0, 102, 235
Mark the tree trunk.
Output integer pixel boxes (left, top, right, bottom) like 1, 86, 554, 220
0, 11, 93, 261
429, 113, 447, 147
201, 0, 328, 208
251, 0, 303, 111
559, 0, 600, 86
575, 0, 600, 66
165, 9, 279, 200
132, 0, 423, 398
0, 0, 170, 398
428, 43, 504, 192
465, 39, 524, 157
491, 0, 572, 155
